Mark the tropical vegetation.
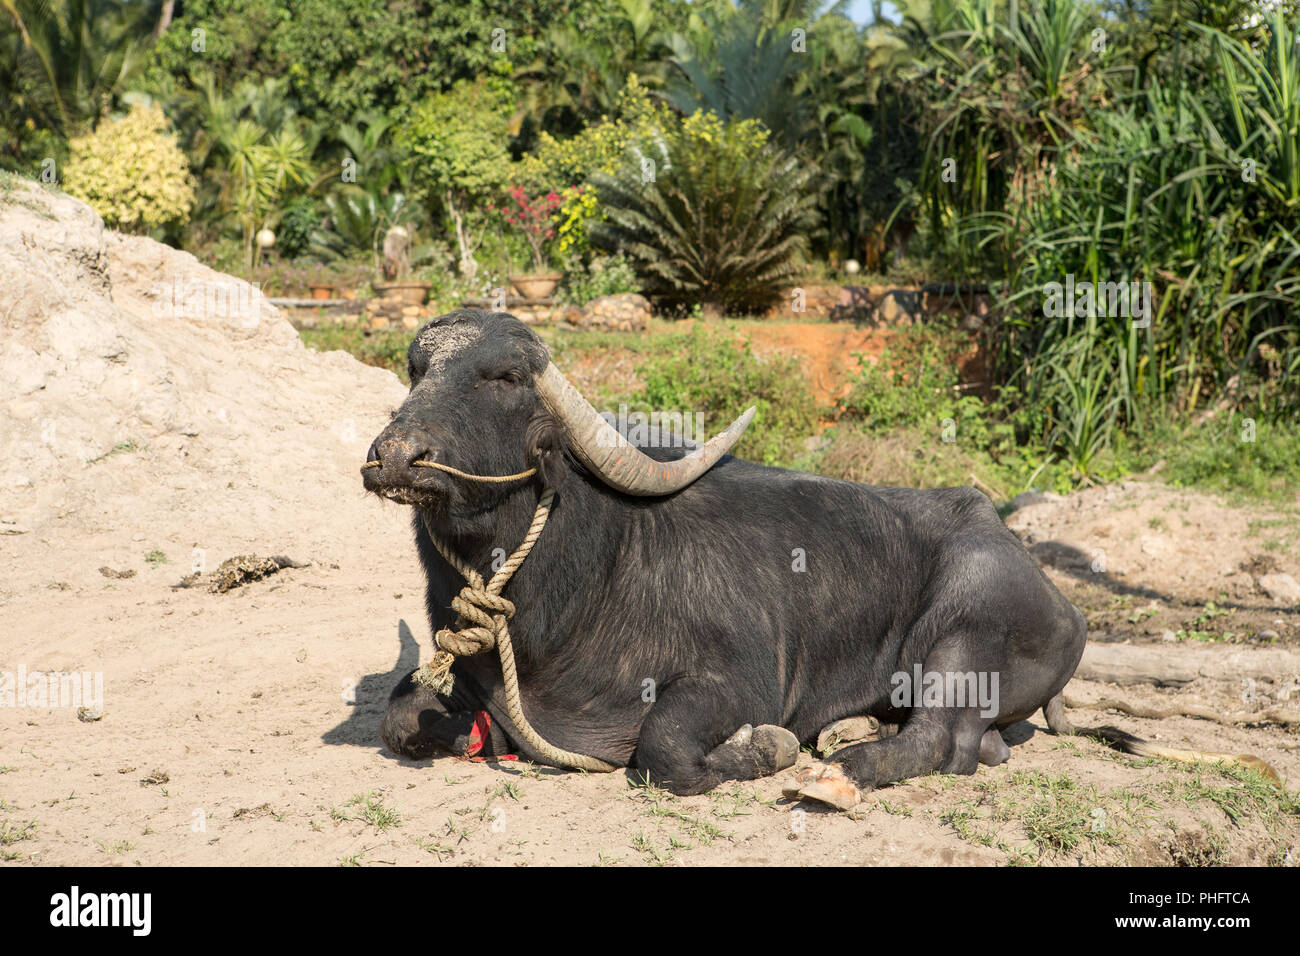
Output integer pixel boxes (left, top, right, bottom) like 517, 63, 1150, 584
1, 0, 1296, 492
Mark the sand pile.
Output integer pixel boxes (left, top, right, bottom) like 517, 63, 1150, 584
0, 178, 409, 585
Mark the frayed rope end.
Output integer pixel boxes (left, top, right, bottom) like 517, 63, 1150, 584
412, 651, 455, 697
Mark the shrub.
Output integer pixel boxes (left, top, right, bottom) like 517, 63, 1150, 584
398, 80, 512, 280
834, 327, 1056, 494
560, 253, 641, 305
589, 110, 820, 316
630, 325, 821, 466
62, 104, 195, 233
277, 196, 320, 258
837, 329, 989, 436
513, 77, 672, 259
513, 75, 667, 194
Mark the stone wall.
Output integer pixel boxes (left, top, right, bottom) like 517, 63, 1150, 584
765, 284, 991, 327
282, 286, 987, 333
284, 293, 653, 334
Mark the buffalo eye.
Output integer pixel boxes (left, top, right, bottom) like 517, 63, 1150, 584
484, 369, 525, 387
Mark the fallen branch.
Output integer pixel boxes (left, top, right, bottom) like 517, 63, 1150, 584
1075, 642, 1300, 687
1062, 694, 1300, 729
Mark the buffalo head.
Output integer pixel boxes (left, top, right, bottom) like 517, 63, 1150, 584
361, 309, 754, 513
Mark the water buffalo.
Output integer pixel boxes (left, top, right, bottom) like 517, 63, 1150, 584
359, 309, 1160, 807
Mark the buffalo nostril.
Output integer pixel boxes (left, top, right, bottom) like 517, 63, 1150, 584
404, 448, 432, 470
367, 441, 381, 466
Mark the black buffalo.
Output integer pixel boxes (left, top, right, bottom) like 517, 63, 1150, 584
362, 308, 1088, 807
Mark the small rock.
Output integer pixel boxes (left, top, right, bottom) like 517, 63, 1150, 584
140, 768, 170, 787
1258, 572, 1300, 606
1258, 629, 1280, 641
580, 293, 650, 332
76, 707, 103, 722
1161, 629, 1178, 642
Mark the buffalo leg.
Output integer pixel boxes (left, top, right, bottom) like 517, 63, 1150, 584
633, 678, 798, 796
788, 634, 1000, 809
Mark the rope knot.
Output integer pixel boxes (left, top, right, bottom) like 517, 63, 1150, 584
407, 487, 616, 771
433, 582, 516, 657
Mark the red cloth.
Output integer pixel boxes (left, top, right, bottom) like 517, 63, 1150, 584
465, 710, 491, 757
460, 710, 519, 761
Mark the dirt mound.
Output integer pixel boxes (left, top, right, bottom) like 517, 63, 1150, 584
1004, 481, 1300, 645
0, 179, 409, 576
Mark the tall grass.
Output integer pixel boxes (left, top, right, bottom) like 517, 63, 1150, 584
911, 1, 1300, 479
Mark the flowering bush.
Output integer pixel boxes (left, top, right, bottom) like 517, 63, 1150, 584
554, 185, 600, 258
493, 186, 562, 272
63, 104, 195, 233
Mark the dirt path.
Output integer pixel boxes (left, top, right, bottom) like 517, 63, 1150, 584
5, 484, 1297, 867
2, 182, 1297, 867
741, 322, 893, 407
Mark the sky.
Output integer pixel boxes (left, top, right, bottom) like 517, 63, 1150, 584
840, 0, 900, 26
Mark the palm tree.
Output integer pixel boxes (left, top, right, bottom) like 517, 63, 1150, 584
664, 0, 816, 146
0, 0, 164, 137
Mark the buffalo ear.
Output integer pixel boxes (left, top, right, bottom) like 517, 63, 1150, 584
525, 413, 569, 491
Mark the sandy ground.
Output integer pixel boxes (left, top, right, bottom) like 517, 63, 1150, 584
2, 181, 1297, 867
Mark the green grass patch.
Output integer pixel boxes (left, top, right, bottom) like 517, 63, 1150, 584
301, 324, 413, 383
624, 324, 822, 467
339, 791, 402, 832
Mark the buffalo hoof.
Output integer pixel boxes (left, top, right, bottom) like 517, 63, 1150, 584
708, 723, 799, 779
816, 716, 881, 755
380, 703, 435, 759
753, 724, 800, 773
783, 762, 865, 811
978, 727, 1011, 767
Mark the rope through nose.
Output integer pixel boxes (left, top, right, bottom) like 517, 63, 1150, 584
361, 459, 537, 483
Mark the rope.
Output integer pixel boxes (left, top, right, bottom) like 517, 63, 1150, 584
361, 459, 537, 483
365, 457, 615, 772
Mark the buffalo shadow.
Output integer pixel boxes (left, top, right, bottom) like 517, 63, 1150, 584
321, 618, 420, 749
